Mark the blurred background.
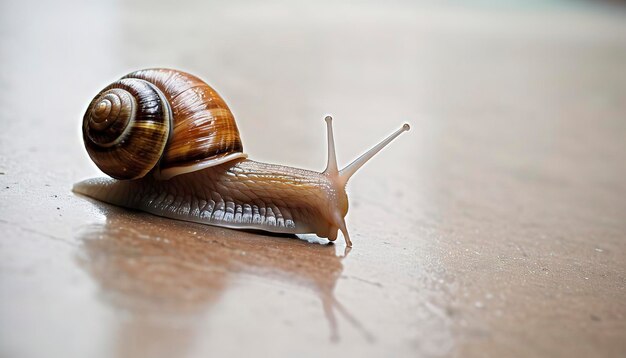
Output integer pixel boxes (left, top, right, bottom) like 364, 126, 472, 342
0, 1, 625, 357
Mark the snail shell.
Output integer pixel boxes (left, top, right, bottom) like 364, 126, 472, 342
82, 69, 247, 180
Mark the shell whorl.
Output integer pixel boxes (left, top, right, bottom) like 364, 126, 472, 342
82, 68, 246, 180
83, 79, 171, 180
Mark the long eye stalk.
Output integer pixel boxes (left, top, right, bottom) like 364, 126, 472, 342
322, 115, 410, 185
339, 122, 410, 184
323, 115, 339, 176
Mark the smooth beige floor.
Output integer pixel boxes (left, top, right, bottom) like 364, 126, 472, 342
1, 1, 625, 357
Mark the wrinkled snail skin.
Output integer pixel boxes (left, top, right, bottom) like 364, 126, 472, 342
73, 159, 347, 239
75, 68, 410, 247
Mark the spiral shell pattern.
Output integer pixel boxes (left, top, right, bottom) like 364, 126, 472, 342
83, 68, 246, 180
83, 79, 171, 179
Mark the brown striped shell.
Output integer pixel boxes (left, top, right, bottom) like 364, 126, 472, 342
82, 69, 246, 180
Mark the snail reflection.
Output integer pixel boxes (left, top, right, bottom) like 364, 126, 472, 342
77, 204, 370, 357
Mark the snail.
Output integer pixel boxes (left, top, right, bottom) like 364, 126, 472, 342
73, 68, 409, 247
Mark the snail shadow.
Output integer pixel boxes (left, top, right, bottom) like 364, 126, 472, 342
76, 202, 371, 358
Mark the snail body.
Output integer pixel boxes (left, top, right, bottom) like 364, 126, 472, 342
74, 68, 409, 247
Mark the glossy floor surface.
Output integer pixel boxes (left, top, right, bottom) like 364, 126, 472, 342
1, 1, 625, 357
